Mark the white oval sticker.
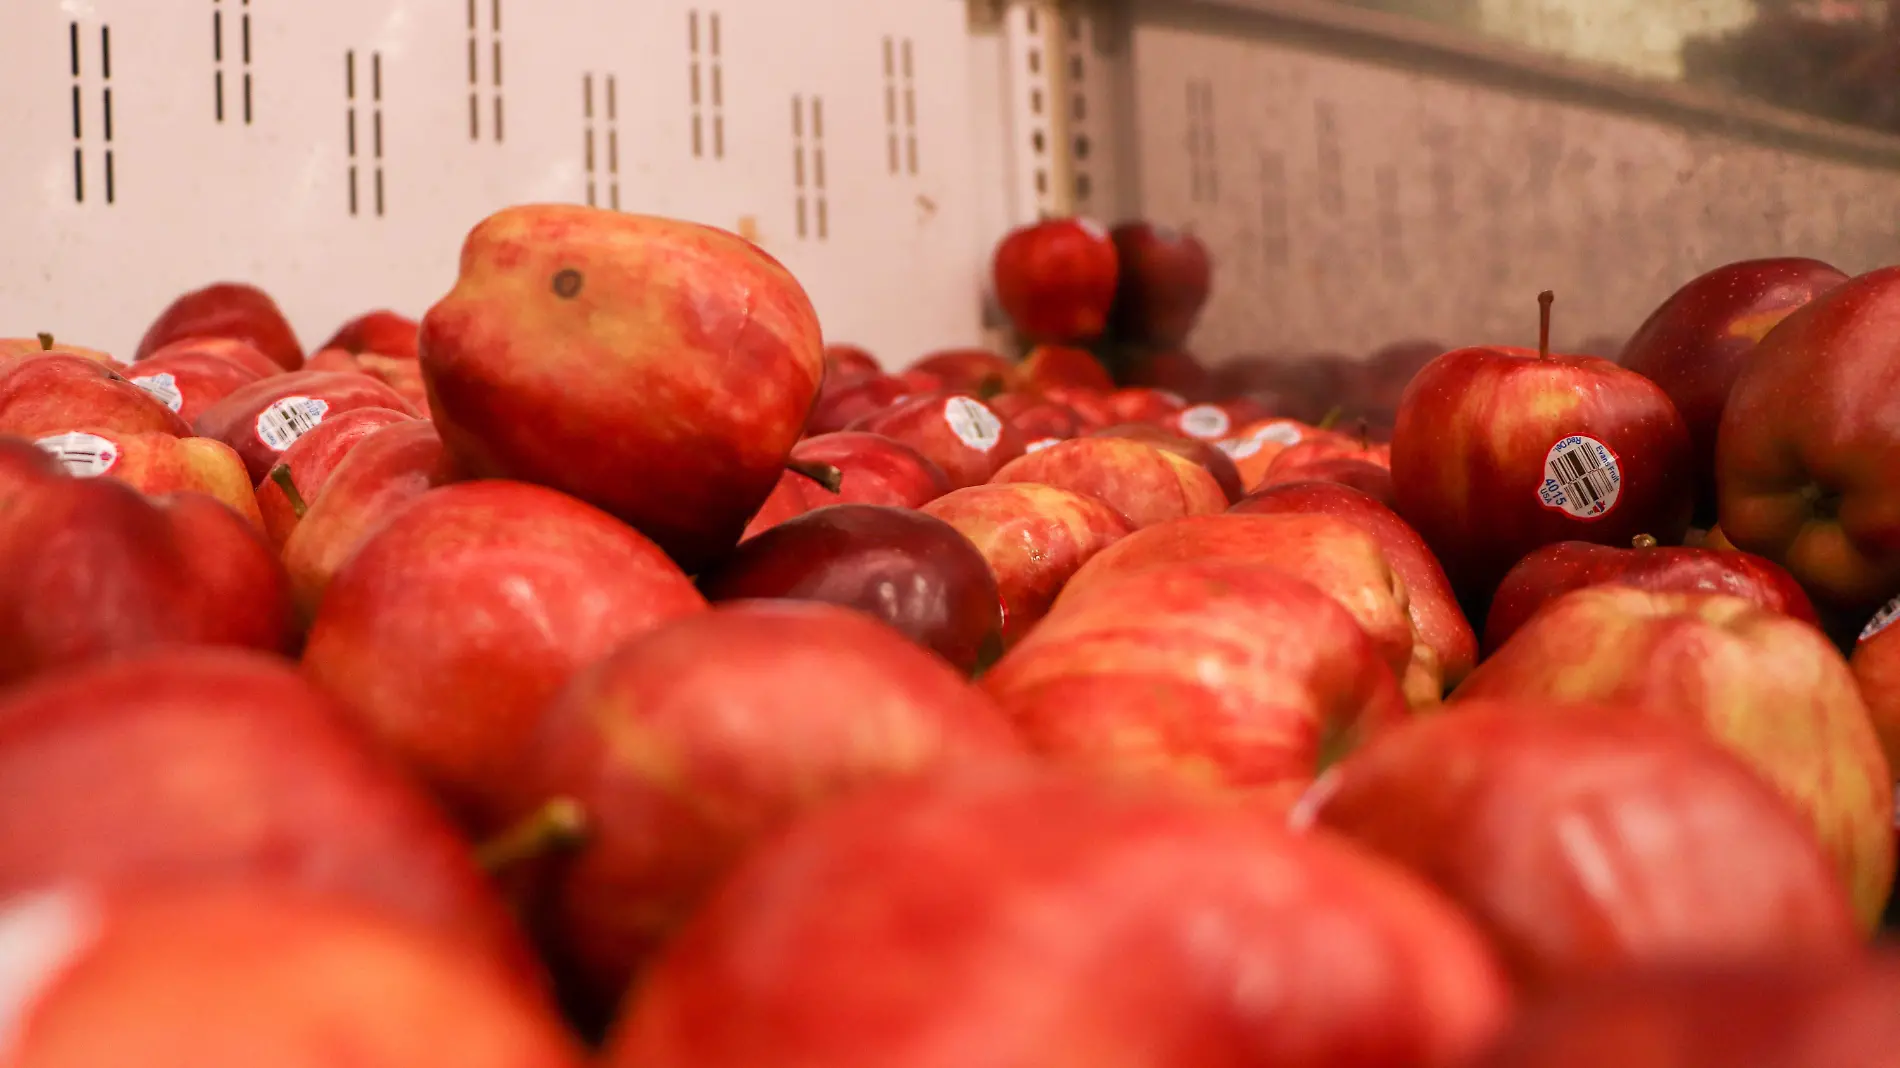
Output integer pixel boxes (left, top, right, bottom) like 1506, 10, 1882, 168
0, 887, 103, 1053
1176, 404, 1232, 441
130, 372, 185, 412
1861, 594, 1900, 644
255, 396, 331, 452
1216, 420, 1303, 460
34, 432, 119, 478
1156, 390, 1186, 407
1538, 434, 1623, 519
943, 396, 1003, 453
1074, 217, 1109, 241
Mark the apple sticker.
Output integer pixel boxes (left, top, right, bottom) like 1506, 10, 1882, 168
943, 396, 1004, 453
33, 432, 120, 479
1861, 594, 1900, 644
1538, 434, 1622, 520
129, 372, 185, 412
1176, 405, 1232, 441
255, 396, 331, 452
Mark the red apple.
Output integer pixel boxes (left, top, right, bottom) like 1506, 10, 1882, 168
515, 600, 1024, 1015
908, 347, 1015, 393
1717, 265, 1900, 613
134, 334, 283, 377
124, 344, 269, 425
1232, 481, 1479, 693
320, 308, 422, 359
738, 468, 817, 541
1849, 596, 1900, 783
1219, 417, 1328, 492
699, 504, 1003, 673
1090, 423, 1246, 502
1266, 432, 1391, 474
1620, 257, 1847, 521
988, 390, 1084, 448
806, 373, 911, 435
1485, 536, 1820, 653
1121, 348, 1215, 401
1392, 296, 1695, 603
1453, 585, 1895, 927
1215, 351, 1351, 425
194, 369, 419, 482
1255, 457, 1395, 506
1108, 221, 1213, 348
307, 347, 433, 416
848, 391, 1024, 490
992, 217, 1119, 344
921, 483, 1134, 644
256, 406, 419, 547
1348, 339, 1446, 431
984, 561, 1407, 804
822, 343, 881, 384
790, 431, 951, 507
0, 648, 537, 972
1104, 386, 1186, 425
0, 439, 295, 686
1304, 700, 1857, 990
1042, 385, 1117, 430
988, 436, 1227, 529
1017, 343, 1114, 393
31, 428, 263, 530
419, 206, 824, 572
0, 333, 122, 369
301, 480, 708, 828
604, 773, 1509, 1068
0, 884, 582, 1067
135, 281, 305, 371
0, 353, 192, 439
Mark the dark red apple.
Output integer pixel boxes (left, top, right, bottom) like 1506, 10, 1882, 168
992, 217, 1119, 344
1104, 386, 1186, 425
806, 373, 911, 435
699, 504, 1003, 673
1122, 349, 1215, 402
1041, 385, 1117, 431
1108, 221, 1213, 348
136, 281, 305, 371
988, 391, 1084, 449
1090, 422, 1246, 502
908, 347, 1015, 393
790, 431, 951, 507
1257, 457, 1396, 507
194, 369, 419, 482
1016, 344, 1115, 393
848, 391, 1025, 490
822, 344, 881, 388
320, 309, 422, 359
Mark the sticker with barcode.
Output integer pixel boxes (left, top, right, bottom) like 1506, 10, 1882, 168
1176, 404, 1232, 440
255, 396, 331, 452
129, 372, 185, 412
1216, 420, 1303, 460
1538, 434, 1622, 519
943, 396, 1003, 453
1861, 594, 1900, 644
34, 432, 120, 478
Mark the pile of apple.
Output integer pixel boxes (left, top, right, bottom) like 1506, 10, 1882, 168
3, 198, 1900, 1068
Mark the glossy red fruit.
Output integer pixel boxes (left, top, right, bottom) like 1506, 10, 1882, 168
0, 354, 193, 439
806, 374, 911, 435
1108, 222, 1213, 348
136, 281, 305, 371
194, 369, 419, 482
848, 391, 1025, 490
992, 217, 1119, 344
321, 309, 422, 359
1090, 422, 1246, 502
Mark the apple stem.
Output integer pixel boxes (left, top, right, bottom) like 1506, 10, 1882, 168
1632, 533, 1658, 549
976, 375, 1008, 401
474, 796, 589, 874
1317, 406, 1344, 431
786, 458, 844, 495
268, 464, 308, 519
35, 332, 53, 351
1537, 291, 1554, 361
1356, 418, 1369, 451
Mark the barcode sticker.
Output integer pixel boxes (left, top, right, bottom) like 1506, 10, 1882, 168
1025, 437, 1061, 454
129, 372, 185, 412
1217, 420, 1303, 460
1176, 404, 1232, 441
255, 396, 331, 452
1861, 594, 1900, 644
943, 396, 1003, 453
34, 432, 120, 478
1538, 434, 1622, 519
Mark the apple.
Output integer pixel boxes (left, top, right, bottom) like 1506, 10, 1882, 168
419, 206, 825, 573
848, 391, 1024, 490
0, 439, 295, 686
907, 347, 1015, 393
1219, 417, 1328, 491
1347, 339, 1445, 432
738, 468, 819, 541
320, 308, 422, 359
988, 390, 1085, 448
699, 504, 1003, 673
123, 344, 269, 425
1717, 265, 1900, 614
806, 373, 910, 435
1108, 222, 1213, 348
1265, 431, 1391, 474
302, 479, 708, 828
1392, 293, 1695, 604
0, 332, 121, 369
1214, 351, 1351, 425
134, 335, 283, 377
1303, 700, 1857, 990
0, 353, 192, 439
307, 347, 432, 416
1104, 386, 1186, 425
1090, 423, 1246, 502
256, 406, 419, 547
984, 561, 1406, 804
135, 281, 305, 371
1849, 595, 1900, 780
1452, 584, 1895, 928
1232, 481, 1478, 694
921, 483, 1134, 644
992, 217, 1119, 344
1120, 348, 1214, 401
989, 437, 1227, 529
515, 600, 1024, 1016
1256, 457, 1396, 507
1485, 535, 1819, 653
603, 773, 1509, 1068
31, 428, 263, 530
0, 884, 582, 1066
1042, 385, 1117, 431
1620, 257, 1847, 522
194, 369, 419, 483
0, 648, 538, 973
822, 343, 881, 384
791, 431, 952, 507
1017, 344, 1115, 393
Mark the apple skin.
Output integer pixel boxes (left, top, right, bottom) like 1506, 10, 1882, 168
921, 483, 1135, 645
1121, 348, 1215, 401
0, 439, 296, 687
0, 884, 582, 1068
319, 308, 422, 359
992, 217, 1120, 344
806, 373, 910, 435
1717, 265, 1900, 614
848, 391, 1025, 490
983, 561, 1407, 805
1257, 457, 1396, 507
302, 480, 708, 829
0, 353, 193, 439
1105, 386, 1187, 425
307, 348, 433, 416
0, 648, 540, 976
135, 282, 306, 372
1108, 222, 1214, 348
1391, 344, 1695, 605
1619, 257, 1847, 522
256, 407, 418, 548
1091, 423, 1246, 502
0, 335, 122, 368
1849, 601, 1900, 780
514, 600, 1024, 1017
194, 369, 419, 483
135, 335, 284, 378
699, 504, 1003, 674
988, 390, 1084, 447
1452, 585, 1895, 928
822, 343, 881, 384
419, 206, 824, 574
1485, 539, 1819, 653
1220, 418, 1331, 492
604, 772, 1509, 1068
791, 431, 952, 507
1232, 482, 1478, 694
908, 347, 1015, 393
1348, 339, 1446, 432
1042, 385, 1117, 431
123, 346, 269, 426
1017, 344, 1115, 393
32, 428, 264, 531
989, 437, 1227, 529
1305, 700, 1858, 991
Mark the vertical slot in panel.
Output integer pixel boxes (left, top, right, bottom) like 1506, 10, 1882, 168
70, 21, 83, 203
1186, 79, 1217, 205
466, 0, 479, 140
1314, 99, 1343, 216
241, 0, 252, 123
1260, 149, 1289, 268
1064, 12, 1089, 206
606, 74, 620, 209
372, 51, 384, 216
902, 38, 917, 176
689, 10, 702, 158
100, 25, 113, 204
583, 73, 596, 206
813, 96, 827, 240
710, 12, 724, 159
346, 50, 358, 217
792, 94, 807, 239
213, 0, 224, 122
1375, 164, 1402, 280
490, 0, 503, 142
883, 36, 897, 174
